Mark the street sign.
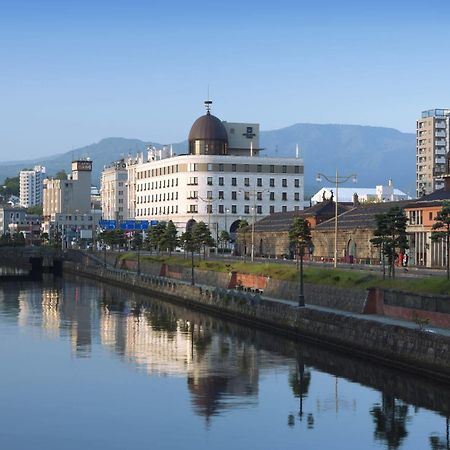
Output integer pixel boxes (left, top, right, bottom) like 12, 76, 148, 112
99, 219, 116, 230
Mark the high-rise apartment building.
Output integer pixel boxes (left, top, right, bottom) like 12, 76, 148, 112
416, 109, 450, 197
19, 165, 46, 208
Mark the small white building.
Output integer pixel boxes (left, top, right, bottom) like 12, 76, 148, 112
19, 165, 46, 208
311, 180, 410, 205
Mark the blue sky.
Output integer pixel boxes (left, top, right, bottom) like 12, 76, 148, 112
1, 0, 450, 161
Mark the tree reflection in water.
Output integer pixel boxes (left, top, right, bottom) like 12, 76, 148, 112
370, 393, 411, 449
287, 349, 313, 429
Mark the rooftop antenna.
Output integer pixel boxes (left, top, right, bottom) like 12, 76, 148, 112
250, 141, 253, 157
296, 144, 299, 159
205, 85, 212, 114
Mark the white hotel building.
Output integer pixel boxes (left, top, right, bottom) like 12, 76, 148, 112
19, 165, 46, 208
132, 102, 304, 236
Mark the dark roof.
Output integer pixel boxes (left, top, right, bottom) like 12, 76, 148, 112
315, 200, 413, 231
406, 188, 450, 208
188, 112, 228, 142
253, 201, 349, 232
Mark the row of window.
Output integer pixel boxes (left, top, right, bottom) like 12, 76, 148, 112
137, 191, 300, 204
137, 177, 302, 190
136, 204, 299, 217
137, 165, 179, 179
137, 192, 179, 203
188, 163, 302, 174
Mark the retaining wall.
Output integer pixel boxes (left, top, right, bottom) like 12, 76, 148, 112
65, 262, 450, 382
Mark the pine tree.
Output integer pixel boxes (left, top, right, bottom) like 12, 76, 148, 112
431, 201, 450, 279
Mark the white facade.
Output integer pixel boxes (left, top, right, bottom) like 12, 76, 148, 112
311, 181, 410, 205
134, 153, 304, 236
19, 165, 46, 208
100, 159, 129, 221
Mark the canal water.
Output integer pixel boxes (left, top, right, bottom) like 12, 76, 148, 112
0, 275, 449, 450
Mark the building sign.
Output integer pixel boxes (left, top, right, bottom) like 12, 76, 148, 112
242, 126, 256, 139
74, 160, 93, 171
99, 219, 116, 230
119, 220, 149, 230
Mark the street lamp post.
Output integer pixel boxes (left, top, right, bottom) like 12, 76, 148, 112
316, 170, 357, 268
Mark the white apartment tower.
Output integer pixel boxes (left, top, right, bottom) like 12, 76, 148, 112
133, 102, 304, 237
101, 159, 129, 221
416, 109, 450, 197
19, 165, 46, 208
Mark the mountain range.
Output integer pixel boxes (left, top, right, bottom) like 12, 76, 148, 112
0, 123, 416, 197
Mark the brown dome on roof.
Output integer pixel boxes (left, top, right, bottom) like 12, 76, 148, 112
188, 104, 229, 155
188, 111, 228, 142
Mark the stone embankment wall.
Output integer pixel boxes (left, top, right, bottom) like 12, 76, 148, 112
65, 262, 450, 382
366, 288, 450, 328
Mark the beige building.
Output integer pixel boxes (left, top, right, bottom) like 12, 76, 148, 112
416, 109, 450, 197
100, 159, 129, 221
43, 161, 93, 218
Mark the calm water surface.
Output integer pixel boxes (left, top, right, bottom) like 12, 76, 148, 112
0, 274, 449, 450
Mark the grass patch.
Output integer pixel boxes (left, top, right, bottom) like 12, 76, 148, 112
120, 253, 450, 295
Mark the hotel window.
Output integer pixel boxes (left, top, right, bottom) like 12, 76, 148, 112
282, 165, 287, 173
270, 165, 275, 173
257, 178, 262, 187
295, 166, 300, 174
219, 177, 224, 186
244, 178, 250, 186
188, 205, 198, 213
244, 192, 250, 201
270, 192, 275, 201
188, 163, 198, 172
232, 191, 237, 200
207, 177, 213, 185
218, 191, 224, 200
232, 164, 237, 172
270, 205, 275, 214
257, 165, 262, 173
244, 205, 250, 214
270, 178, 275, 187
257, 205, 262, 214
282, 179, 287, 187
257, 192, 263, 200
232, 178, 237, 186
219, 164, 224, 172
282, 206, 287, 212
282, 192, 287, 201
206, 205, 212, 214
231, 205, 237, 214
218, 205, 224, 214
295, 179, 300, 188
207, 191, 213, 199
207, 163, 213, 171
294, 193, 300, 201
187, 177, 198, 185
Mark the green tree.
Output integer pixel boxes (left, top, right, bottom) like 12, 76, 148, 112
0, 176, 20, 197
145, 222, 167, 254
237, 219, 250, 256
54, 170, 68, 180
431, 201, 450, 279
219, 230, 230, 253
131, 231, 143, 250
370, 207, 408, 279
160, 220, 179, 255
289, 217, 312, 307
98, 229, 126, 249
180, 229, 196, 285
26, 205, 43, 216
192, 221, 214, 259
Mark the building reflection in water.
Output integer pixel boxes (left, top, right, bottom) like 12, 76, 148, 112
2, 276, 450, 434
